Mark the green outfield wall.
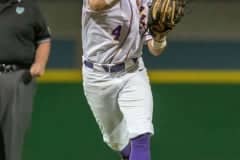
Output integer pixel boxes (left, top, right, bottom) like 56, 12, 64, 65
23, 83, 240, 160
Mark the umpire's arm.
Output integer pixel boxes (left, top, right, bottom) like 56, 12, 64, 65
31, 41, 51, 77
30, 3, 51, 77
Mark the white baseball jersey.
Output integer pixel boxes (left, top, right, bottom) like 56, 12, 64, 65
82, 0, 152, 64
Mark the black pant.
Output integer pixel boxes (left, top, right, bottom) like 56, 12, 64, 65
0, 70, 35, 160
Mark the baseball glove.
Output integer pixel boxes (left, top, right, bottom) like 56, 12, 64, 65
148, 0, 186, 41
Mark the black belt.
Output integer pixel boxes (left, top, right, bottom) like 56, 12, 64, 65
84, 58, 138, 73
0, 64, 29, 73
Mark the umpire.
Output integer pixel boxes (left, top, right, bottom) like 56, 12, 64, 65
0, 0, 51, 159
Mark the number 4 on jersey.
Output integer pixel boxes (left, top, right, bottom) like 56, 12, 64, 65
112, 25, 122, 40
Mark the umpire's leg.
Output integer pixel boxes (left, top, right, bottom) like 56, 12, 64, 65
0, 129, 5, 160
0, 70, 35, 160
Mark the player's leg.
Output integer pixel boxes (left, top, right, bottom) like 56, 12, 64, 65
1, 71, 35, 160
120, 141, 131, 159
120, 133, 151, 160
118, 58, 154, 160
82, 66, 130, 151
130, 133, 151, 160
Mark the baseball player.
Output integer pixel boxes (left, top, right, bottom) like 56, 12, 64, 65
82, 0, 170, 160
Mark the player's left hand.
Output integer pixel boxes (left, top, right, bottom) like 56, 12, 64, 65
30, 63, 46, 77
148, 0, 186, 41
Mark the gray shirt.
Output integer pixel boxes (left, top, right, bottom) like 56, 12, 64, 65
82, 0, 152, 64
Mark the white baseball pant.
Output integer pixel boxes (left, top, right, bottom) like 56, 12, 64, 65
82, 57, 154, 151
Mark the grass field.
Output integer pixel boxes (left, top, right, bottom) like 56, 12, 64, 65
23, 83, 240, 160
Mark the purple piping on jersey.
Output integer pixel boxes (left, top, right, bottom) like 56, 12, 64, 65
109, 0, 133, 64
124, 0, 135, 61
